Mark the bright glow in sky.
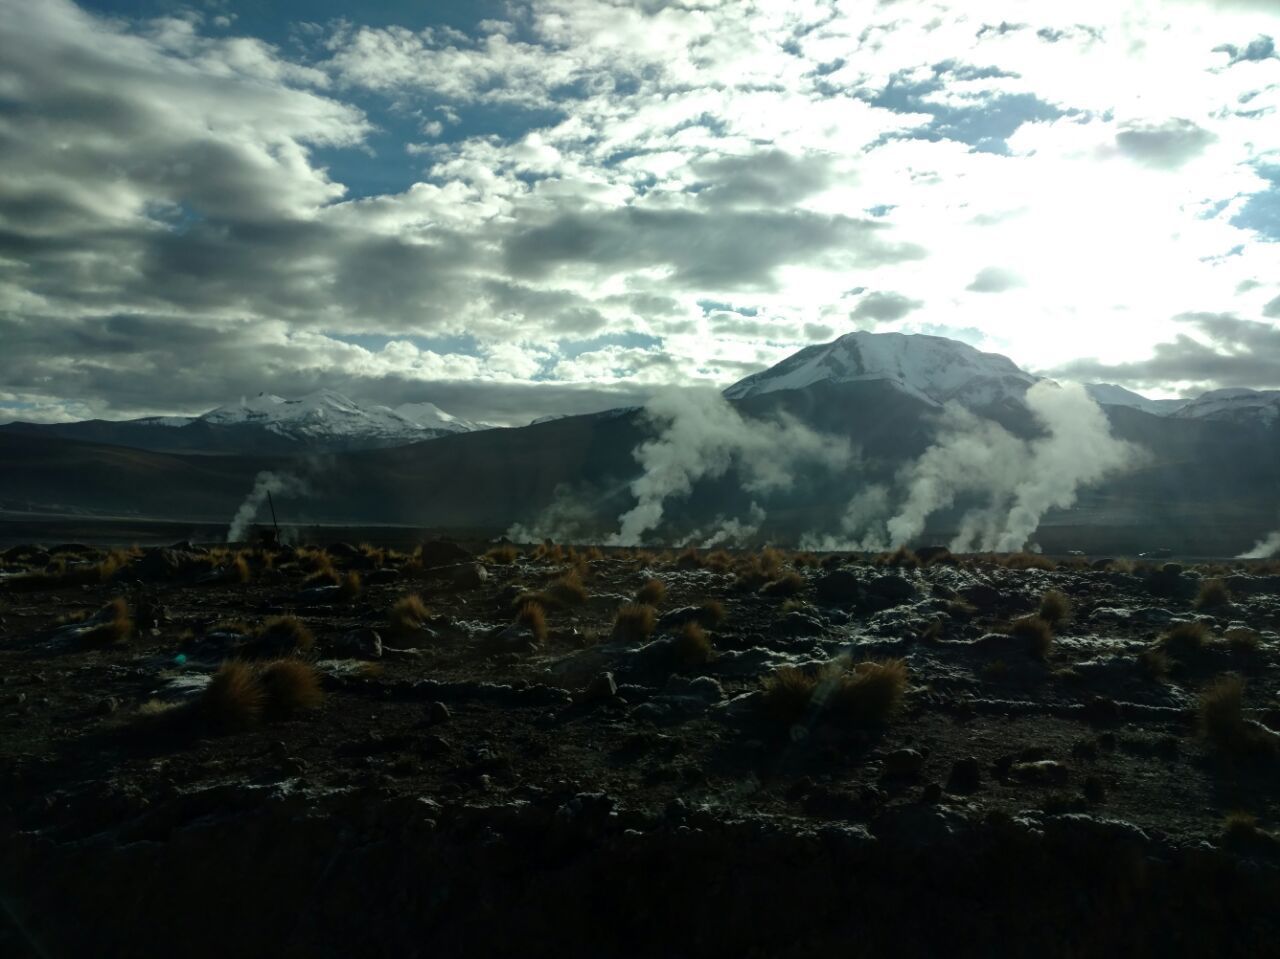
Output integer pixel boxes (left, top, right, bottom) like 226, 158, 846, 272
1, 0, 1279, 424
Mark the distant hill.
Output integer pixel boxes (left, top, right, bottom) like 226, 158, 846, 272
2, 332, 1278, 553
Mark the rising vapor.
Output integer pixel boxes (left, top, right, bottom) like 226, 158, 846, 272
815, 381, 1142, 552
226, 471, 309, 542
608, 388, 852, 546
1239, 529, 1280, 560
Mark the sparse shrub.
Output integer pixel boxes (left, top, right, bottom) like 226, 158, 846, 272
1038, 590, 1070, 625
584, 547, 604, 562
1195, 578, 1232, 610
232, 553, 251, 584
1002, 552, 1057, 571
613, 603, 657, 643
516, 601, 548, 644
304, 567, 341, 589
676, 547, 705, 570
390, 594, 429, 632
252, 615, 314, 656
80, 598, 133, 645
672, 621, 713, 669
983, 659, 1009, 680
1198, 674, 1278, 756
761, 571, 805, 598
1225, 627, 1262, 654
700, 599, 727, 625
1009, 616, 1053, 660
760, 665, 819, 723
825, 658, 909, 724
485, 545, 519, 565
635, 578, 666, 606
1137, 646, 1170, 680
758, 546, 786, 576
920, 618, 944, 642
339, 571, 362, 601
1160, 620, 1211, 658
705, 550, 733, 573
876, 546, 920, 569
202, 661, 264, 731
549, 570, 589, 607
761, 658, 908, 726
259, 659, 325, 716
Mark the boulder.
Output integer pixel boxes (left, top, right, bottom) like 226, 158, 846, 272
419, 539, 473, 569
815, 569, 862, 605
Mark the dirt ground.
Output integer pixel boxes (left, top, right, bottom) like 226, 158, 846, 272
3, 538, 1278, 958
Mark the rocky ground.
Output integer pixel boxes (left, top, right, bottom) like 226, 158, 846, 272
2, 538, 1279, 958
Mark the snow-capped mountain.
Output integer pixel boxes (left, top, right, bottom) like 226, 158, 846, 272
1083, 383, 1190, 416
393, 402, 480, 434
723, 331, 1039, 409
1172, 388, 1280, 425
0, 390, 481, 453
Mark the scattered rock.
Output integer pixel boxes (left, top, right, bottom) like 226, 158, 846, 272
427, 701, 452, 725
419, 540, 473, 569
881, 748, 926, 778
1011, 760, 1070, 785
946, 757, 983, 794
815, 569, 862, 604
337, 627, 381, 660
579, 671, 618, 705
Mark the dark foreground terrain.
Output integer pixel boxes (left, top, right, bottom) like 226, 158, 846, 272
2, 539, 1279, 957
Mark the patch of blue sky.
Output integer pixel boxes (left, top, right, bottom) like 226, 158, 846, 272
1230, 164, 1280, 242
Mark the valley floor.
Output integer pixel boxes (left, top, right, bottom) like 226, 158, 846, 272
2, 540, 1278, 957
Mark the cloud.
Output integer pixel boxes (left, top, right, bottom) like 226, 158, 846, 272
1053, 313, 1280, 390
966, 266, 1024, 293
1114, 118, 1218, 169
852, 291, 924, 321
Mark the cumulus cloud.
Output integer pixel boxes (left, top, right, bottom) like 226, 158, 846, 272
966, 267, 1025, 293
1114, 118, 1218, 169
2, 0, 1280, 423
1053, 313, 1280, 391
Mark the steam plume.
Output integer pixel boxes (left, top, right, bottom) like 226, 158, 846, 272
812, 381, 1140, 553
609, 388, 852, 547
226, 471, 308, 543
1239, 529, 1280, 559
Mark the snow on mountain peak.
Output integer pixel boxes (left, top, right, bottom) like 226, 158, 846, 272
723, 331, 1038, 408
1173, 388, 1280, 424
199, 390, 479, 445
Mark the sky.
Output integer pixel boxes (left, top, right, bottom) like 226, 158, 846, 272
2, 0, 1280, 426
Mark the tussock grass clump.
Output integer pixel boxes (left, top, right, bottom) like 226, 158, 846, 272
762, 571, 805, 598
1222, 812, 1280, 851
1009, 616, 1054, 661
485, 545, 519, 565
548, 570, 589, 607
672, 621, 713, 669
1001, 552, 1057, 571
390, 594, 429, 632
1225, 628, 1262, 654
1137, 646, 1170, 680
304, 567, 341, 589
253, 615, 314, 656
635, 577, 666, 606
232, 553, 252, 584
1195, 578, 1232, 610
202, 661, 265, 731
761, 658, 909, 726
826, 658, 909, 724
338, 571, 362, 601
533, 542, 565, 564
875, 546, 920, 569
584, 546, 604, 562
1198, 674, 1279, 756
705, 550, 733, 573
1038, 589, 1071, 625
613, 603, 657, 643
516, 601, 548, 644
1159, 620, 1211, 658
701, 599, 727, 625
259, 659, 325, 717
676, 547, 705, 570
80, 598, 133, 646
760, 665, 819, 723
